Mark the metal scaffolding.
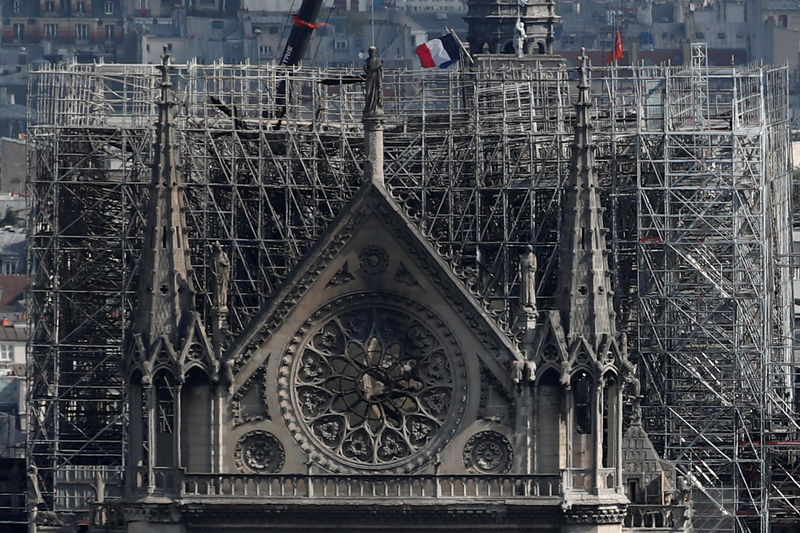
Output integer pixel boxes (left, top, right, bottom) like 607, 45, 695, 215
26, 55, 796, 532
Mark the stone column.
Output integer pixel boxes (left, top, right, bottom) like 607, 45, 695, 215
147, 384, 156, 495
615, 382, 623, 493
174, 382, 183, 475
128, 382, 143, 494
593, 379, 603, 491
563, 381, 573, 490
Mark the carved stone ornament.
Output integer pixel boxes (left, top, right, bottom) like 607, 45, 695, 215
326, 261, 356, 288
234, 430, 285, 474
542, 342, 559, 362
394, 262, 419, 287
231, 362, 270, 426
358, 245, 389, 275
279, 292, 467, 473
462, 430, 513, 473
562, 505, 627, 525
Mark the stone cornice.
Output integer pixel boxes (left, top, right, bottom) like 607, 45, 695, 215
561, 503, 627, 525
178, 501, 564, 526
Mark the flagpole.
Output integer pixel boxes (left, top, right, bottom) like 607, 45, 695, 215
447, 27, 474, 66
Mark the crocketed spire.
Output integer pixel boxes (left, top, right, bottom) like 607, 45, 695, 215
553, 49, 616, 344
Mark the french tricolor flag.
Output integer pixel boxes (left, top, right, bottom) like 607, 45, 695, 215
415, 34, 460, 69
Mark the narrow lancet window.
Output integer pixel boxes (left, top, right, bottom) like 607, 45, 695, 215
573, 370, 592, 435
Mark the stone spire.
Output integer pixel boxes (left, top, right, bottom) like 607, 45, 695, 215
132, 49, 196, 351
554, 49, 615, 344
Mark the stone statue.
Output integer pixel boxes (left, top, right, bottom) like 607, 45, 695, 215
511, 359, 525, 384
519, 245, 537, 312
94, 472, 105, 503
363, 46, 383, 117
513, 19, 526, 57
559, 359, 571, 388
212, 241, 230, 310
223, 358, 235, 393
27, 464, 43, 528
525, 360, 537, 383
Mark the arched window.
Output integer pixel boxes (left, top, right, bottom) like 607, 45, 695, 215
181, 367, 212, 472
536, 370, 561, 472
154, 371, 176, 466
573, 370, 592, 435
603, 375, 619, 469
128, 371, 146, 489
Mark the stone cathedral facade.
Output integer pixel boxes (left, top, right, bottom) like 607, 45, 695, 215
112, 50, 688, 533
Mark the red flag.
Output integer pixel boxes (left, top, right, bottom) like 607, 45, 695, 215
606, 29, 623, 64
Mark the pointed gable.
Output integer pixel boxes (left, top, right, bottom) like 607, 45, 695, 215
227, 180, 522, 395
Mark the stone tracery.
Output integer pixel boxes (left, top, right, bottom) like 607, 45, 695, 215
280, 293, 466, 472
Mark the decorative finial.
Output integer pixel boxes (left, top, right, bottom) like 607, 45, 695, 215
576, 48, 590, 106
157, 47, 172, 106
578, 48, 589, 87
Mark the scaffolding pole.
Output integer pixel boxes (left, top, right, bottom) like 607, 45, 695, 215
25, 59, 797, 532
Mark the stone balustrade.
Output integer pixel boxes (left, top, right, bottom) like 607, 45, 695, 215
623, 504, 689, 530
97, 472, 688, 530
179, 473, 562, 500
565, 468, 618, 490
134, 466, 183, 494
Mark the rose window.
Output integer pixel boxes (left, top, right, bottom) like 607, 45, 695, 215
280, 293, 466, 472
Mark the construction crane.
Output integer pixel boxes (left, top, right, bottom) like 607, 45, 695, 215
274, 0, 325, 123
278, 0, 325, 67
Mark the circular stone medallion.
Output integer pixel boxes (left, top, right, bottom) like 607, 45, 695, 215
279, 292, 467, 473
235, 430, 285, 473
358, 245, 389, 275
463, 431, 513, 473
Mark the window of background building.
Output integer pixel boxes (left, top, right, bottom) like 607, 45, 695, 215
104, 1, 114, 15
45, 0, 56, 11
12, 23, 24, 42
105, 25, 115, 41
44, 23, 58, 39
75, 1, 86, 13
76, 24, 88, 41
334, 40, 348, 50
13, 0, 22, 13
0, 345, 13, 361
